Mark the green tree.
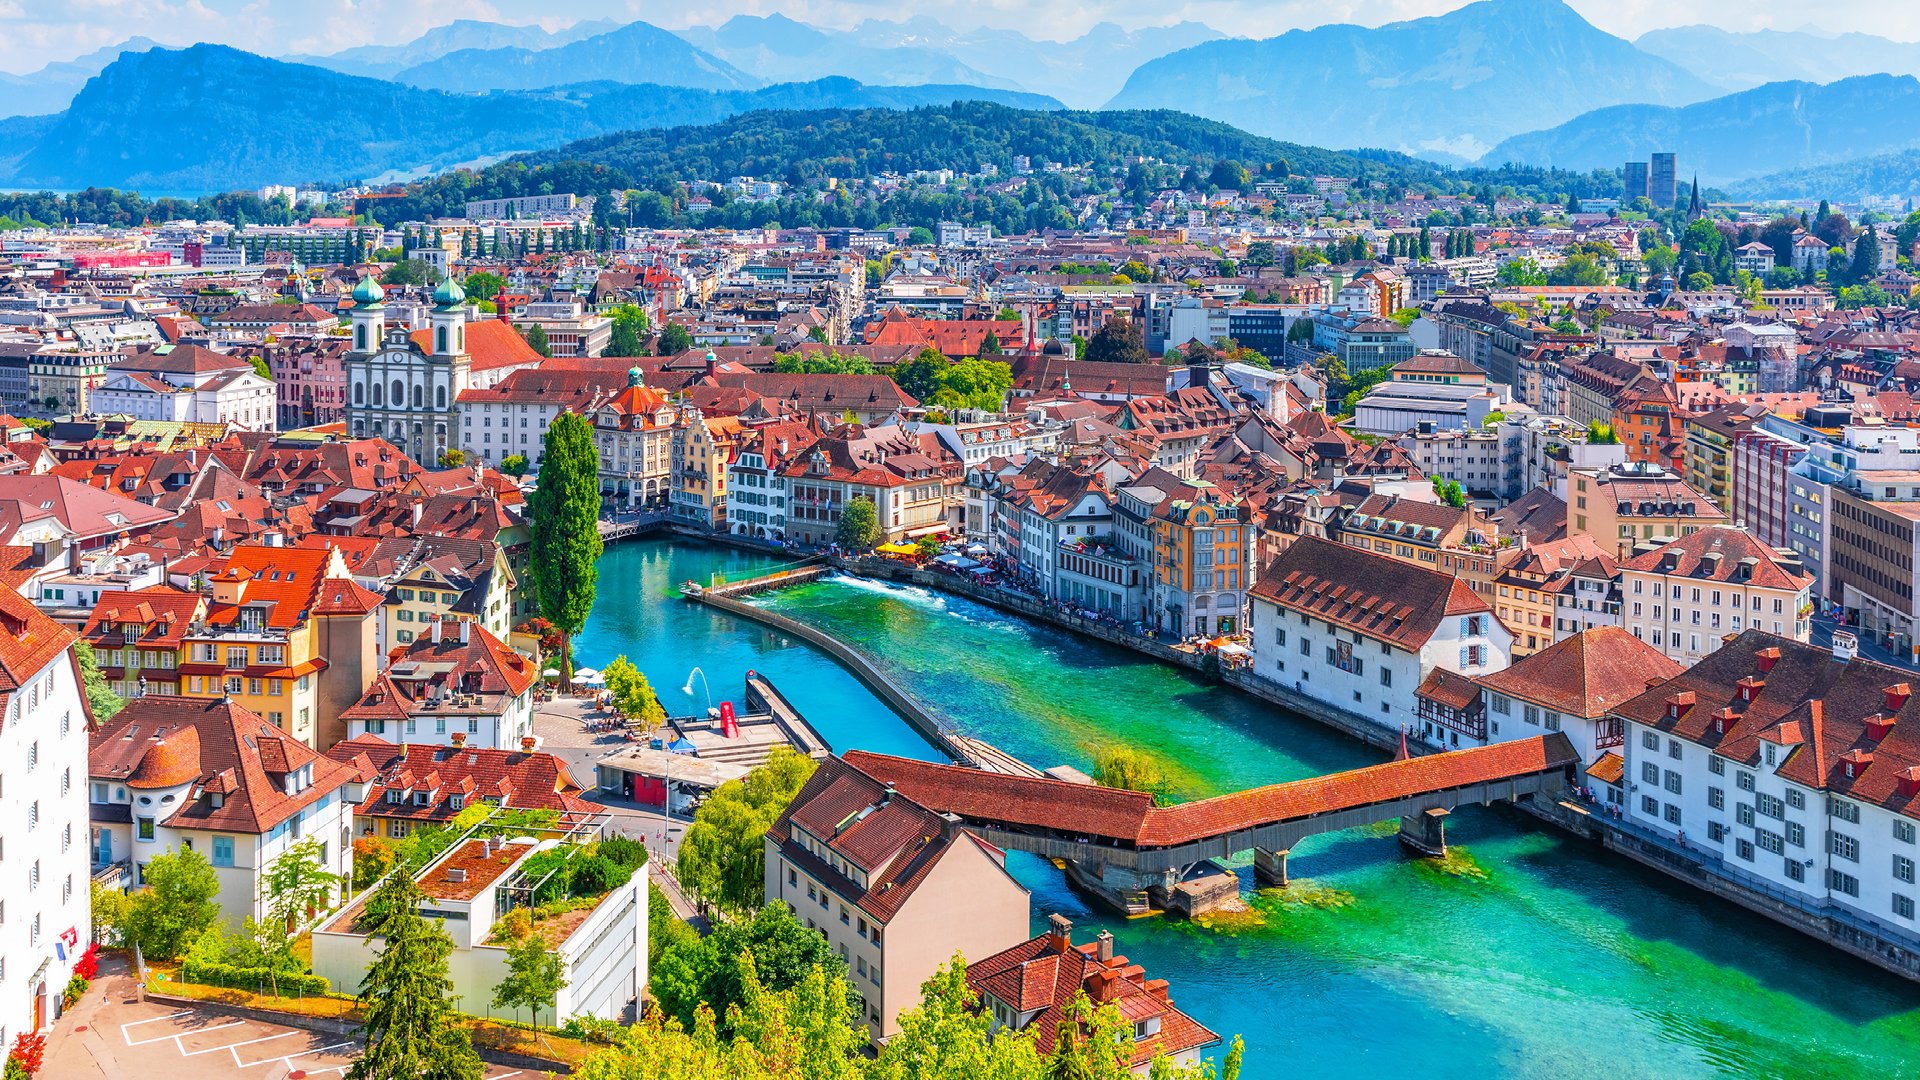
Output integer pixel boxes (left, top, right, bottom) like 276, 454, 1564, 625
657, 323, 694, 356
1084, 317, 1148, 365
648, 881, 698, 973
1496, 258, 1548, 286
349, 869, 484, 1080
260, 836, 340, 931
836, 495, 882, 550
891, 347, 948, 403
122, 847, 220, 960
676, 747, 817, 914
499, 453, 529, 477
1092, 746, 1173, 805
601, 655, 666, 730
90, 880, 129, 945
74, 641, 124, 721
528, 413, 603, 692
907, 226, 935, 246
648, 904, 849, 1039
1764, 267, 1803, 289
1850, 227, 1882, 284
977, 331, 1001, 357
870, 958, 1045, 1079
1587, 421, 1619, 445
439, 448, 465, 468
462, 272, 504, 303
248, 355, 274, 381
493, 933, 568, 1029
520, 322, 552, 358
1683, 271, 1715, 291
932, 359, 1013, 412
381, 260, 440, 287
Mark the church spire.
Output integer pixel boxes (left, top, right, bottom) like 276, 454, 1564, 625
1686, 175, 1703, 220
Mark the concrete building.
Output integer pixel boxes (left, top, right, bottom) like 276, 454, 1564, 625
511, 301, 612, 358
1828, 472, 1920, 664
765, 754, 1029, 1043
1352, 352, 1506, 437
1650, 153, 1678, 208
313, 825, 645, 1024
1566, 460, 1727, 558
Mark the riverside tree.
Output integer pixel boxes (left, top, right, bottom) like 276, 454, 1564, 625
528, 412, 603, 692
836, 496, 881, 550
349, 870, 484, 1080
676, 747, 816, 915
602, 654, 666, 729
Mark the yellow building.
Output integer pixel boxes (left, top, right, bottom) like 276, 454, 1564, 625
1148, 483, 1254, 637
177, 545, 380, 748
671, 410, 745, 529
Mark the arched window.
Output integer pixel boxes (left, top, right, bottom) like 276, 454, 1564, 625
436, 386, 446, 408
392, 380, 404, 408
370, 382, 382, 406
436, 327, 448, 353
411, 384, 423, 408
355, 325, 366, 350
353, 381, 364, 404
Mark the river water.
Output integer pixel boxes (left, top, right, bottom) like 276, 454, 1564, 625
575, 539, 1920, 1078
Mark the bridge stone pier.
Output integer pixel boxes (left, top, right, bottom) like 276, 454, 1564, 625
844, 733, 1580, 918
1398, 807, 1450, 857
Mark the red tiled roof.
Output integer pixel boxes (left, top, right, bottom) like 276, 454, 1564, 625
1250, 536, 1492, 650
841, 736, 1578, 850
408, 319, 542, 371
1620, 524, 1813, 592
1475, 627, 1682, 719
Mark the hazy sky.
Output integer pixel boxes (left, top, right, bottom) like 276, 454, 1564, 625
0, 0, 1907, 75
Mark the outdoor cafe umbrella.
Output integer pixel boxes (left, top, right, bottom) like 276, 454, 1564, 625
573, 667, 604, 684
542, 668, 559, 677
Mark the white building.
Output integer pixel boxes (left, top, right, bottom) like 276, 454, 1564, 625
0, 594, 91, 1046
91, 345, 276, 430
89, 696, 356, 929
338, 618, 538, 751
1619, 525, 1815, 666
1247, 535, 1511, 740
1614, 634, 1920, 946
1352, 351, 1509, 437
313, 828, 645, 1023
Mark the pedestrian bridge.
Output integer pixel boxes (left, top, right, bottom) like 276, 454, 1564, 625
843, 733, 1580, 911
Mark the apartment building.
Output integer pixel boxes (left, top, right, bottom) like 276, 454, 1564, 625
1619, 526, 1814, 666
1827, 472, 1920, 663
1567, 461, 1727, 558
1614, 634, 1920, 946
764, 754, 1028, 1042
776, 425, 962, 547
339, 617, 538, 751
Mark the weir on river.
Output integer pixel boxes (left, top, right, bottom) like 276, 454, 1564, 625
577, 539, 1920, 1080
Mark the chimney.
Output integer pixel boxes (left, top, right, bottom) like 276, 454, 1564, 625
431, 618, 443, 643
412, 502, 424, 528
446, 868, 467, 883
1096, 930, 1114, 964
459, 618, 471, 644
880, 783, 894, 807
450, 730, 467, 748
1047, 913, 1073, 954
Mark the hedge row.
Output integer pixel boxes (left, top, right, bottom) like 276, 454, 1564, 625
181, 960, 329, 995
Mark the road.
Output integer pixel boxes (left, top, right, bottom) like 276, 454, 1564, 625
1810, 613, 1919, 672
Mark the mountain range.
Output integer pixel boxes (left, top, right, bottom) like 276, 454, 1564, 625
285, 19, 619, 80
0, 37, 169, 119
1480, 74, 1920, 184
0, 46, 1057, 192
1109, 0, 1714, 162
395, 22, 760, 94
677, 15, 1023, 94
1635, 26, 1920, 91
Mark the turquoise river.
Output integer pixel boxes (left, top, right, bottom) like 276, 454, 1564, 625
575, 539, 1920, 1078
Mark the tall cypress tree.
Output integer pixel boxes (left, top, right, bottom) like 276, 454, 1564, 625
528, 413, 602, 691
348, 871, 483, 1080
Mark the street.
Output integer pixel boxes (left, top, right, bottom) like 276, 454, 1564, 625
1811, 613, 1919, 672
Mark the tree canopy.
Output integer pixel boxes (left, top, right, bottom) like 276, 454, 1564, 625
349, 868, 484, 1080
676, 748, 817, 915
528, 413, 603, 690
1084, 317, 1149, 365
836, 496, 882, 551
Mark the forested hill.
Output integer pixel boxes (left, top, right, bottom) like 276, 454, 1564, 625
517, 103, 1426, 185
361, 102, 1617, 234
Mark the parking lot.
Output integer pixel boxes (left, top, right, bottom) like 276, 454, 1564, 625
44, 959, 544, 1080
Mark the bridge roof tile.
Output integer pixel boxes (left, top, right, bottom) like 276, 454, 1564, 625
845, 735, 1580, 849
